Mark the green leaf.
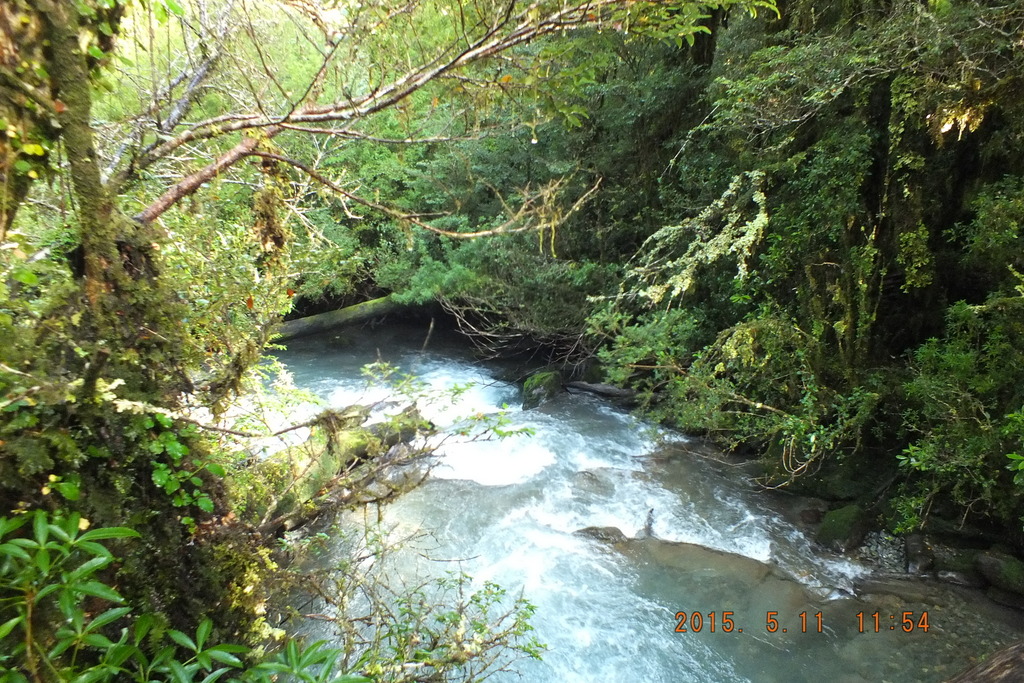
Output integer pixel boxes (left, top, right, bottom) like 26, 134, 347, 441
87, 607, 132, 631
33, 511, 48, 544
47, 522, 71, 542
206, 463, 226, 477
165, 0, 185, 17
83, 633, 116, 648
196, 618, 212, 650
167, 659, 191, 683
75, 580, 124, 603
134, 614, 157, 644
0, 615, 24, 639
205, 649, 244, 667
0, 542, 31, 561
196, 495, 214, 513
168, 628, 197, 651
200, 669, 232, 683
87, 45, 106, 60
69, 555, 112, 581
77, 541, 113, 559
102, 642, 138, 668
154, 413, 173, 429
34, 548, 50, 574
71, 668, 111, 683
152, 468, 170, 487
79, 527, 140, 542
55, 482, 81, 501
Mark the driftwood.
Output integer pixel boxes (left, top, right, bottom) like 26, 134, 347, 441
275, 296, 403, 342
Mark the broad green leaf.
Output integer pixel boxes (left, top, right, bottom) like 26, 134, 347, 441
33, 511, 48, 544
34, 548, 50, 573
69, 555, 112, 581
196, 618, 212, 649
70, 668, 111, 683
83, 633, 116, 648
200, 669, 231, 683
79, 527, 140, 541
134, 614, 157, 644
168, 659, 191, 683
168, 628, 197, 651
0, 542, 31, 561
86, 607, 132, 631
75, 580, 124, 603
206, 649, 244, 667
0, 615, 23, 639
77, 541, 113, 559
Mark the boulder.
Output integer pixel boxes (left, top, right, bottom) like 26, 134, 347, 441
905, 533, 935, 574
522, 370, 562, 409
564, 381, 635, 399
976, 551, 1024, 597
574, 526, 629, 543
815, 504, 868, 552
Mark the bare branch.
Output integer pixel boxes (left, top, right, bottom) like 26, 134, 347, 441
129, 0, 632, 221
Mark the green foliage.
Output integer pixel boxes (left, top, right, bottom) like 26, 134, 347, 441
895, 295, 1024, 528
0, 510, 375, 683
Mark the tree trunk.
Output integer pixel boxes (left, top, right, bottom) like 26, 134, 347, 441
275, 296, 404, 342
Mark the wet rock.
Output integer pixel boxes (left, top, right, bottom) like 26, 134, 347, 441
564, 381, 635, 399
937, 570, 986, 588
522, 370, 562, 409
947, 640, 1024, 682
855, 530, 906, 573
934, 544, 982, 575
986, 587, 1024, 611
816, 504, 868, 552
853, 576, 944, 603
574, 526, 628, 543
905, 533, 935, 574
977, 552, 1024, 597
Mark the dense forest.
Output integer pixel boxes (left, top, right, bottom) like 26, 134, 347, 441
2, 0, 1024, 679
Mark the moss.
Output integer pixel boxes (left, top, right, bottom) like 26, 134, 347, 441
523, 370, 562, 409
977, 552, 1024, 596
816, 504, 866, 551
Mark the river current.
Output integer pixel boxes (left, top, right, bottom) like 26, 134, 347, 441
273, 324, 1024, 682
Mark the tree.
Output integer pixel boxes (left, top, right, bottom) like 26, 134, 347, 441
2, 0, 766, 661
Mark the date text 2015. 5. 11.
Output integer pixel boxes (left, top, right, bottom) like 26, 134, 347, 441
673, 611, 930, 634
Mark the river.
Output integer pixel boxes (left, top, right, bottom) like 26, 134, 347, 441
272, 323, 1024, 682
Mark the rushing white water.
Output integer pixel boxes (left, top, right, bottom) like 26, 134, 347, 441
274, 325, 1024, 683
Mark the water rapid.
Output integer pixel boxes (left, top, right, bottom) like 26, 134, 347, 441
272, 325, 1024, 682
